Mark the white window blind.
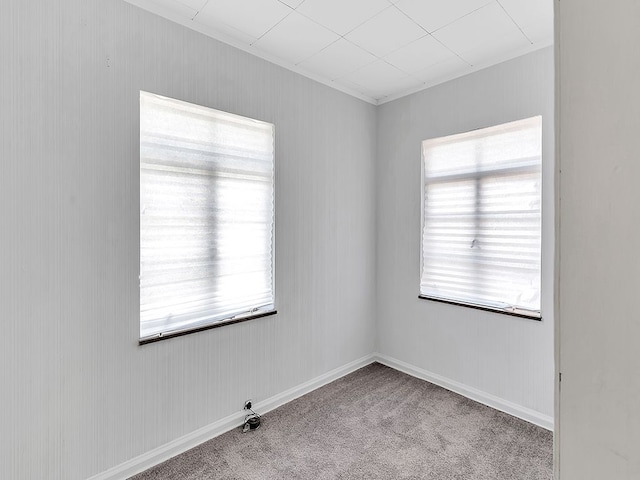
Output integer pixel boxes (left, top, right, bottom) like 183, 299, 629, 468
140, 91, 275, 341
420, 116, 542, 318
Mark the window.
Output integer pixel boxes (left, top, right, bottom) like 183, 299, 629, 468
139, 91, 275, 343
420, 116, 542, 319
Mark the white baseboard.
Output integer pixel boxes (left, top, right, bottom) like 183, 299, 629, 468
87, 353, 376, 480
254, 354, 375, 417
374, 353, 554, 431
88, 352, 551, 479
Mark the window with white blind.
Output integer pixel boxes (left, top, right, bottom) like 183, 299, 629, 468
139, 91, 276, 343
420, 116, 542, 319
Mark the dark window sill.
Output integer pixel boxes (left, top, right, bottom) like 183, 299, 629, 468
418, 295, 541, 321
139, 309, 277, 345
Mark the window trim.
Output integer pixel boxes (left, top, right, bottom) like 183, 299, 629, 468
418, 295, 541, 320
138, 309, 277, 345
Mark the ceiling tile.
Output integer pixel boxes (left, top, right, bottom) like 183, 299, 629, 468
334, 78, 385, 101
414, 56, 470, 85
395, 0, 491, 33
345, 6, 426, 57
278, 0, 305, 7
498, 0, 553, 45
130, 0, 549, 103
298, 39, 377, 80
342, 59, 422, 97
297, 0, 391, 36
384, 35, 454, 74
433, 2, 529, 66
198, 0, 292, 39
253, 11, 340, 64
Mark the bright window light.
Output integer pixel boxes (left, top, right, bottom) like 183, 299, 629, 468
420, 116, 542, 318
139, 91, 275, 341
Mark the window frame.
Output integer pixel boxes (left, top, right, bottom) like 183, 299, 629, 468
138, 91, 277, 345
418, 117, 543, 320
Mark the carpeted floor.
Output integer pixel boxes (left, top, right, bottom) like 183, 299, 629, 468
131, 363, 553, 479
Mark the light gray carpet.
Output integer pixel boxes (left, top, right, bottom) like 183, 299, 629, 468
131, 363, 553, 479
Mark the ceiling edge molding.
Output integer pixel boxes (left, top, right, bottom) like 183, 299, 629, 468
123, 1, 553, 107
123, 0, 378, 105
378, 40, 554, 105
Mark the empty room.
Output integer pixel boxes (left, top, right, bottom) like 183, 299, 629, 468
2, 0, 639, 479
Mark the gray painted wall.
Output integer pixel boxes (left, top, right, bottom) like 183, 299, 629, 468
0, 1, 376, 479
1, 1, 559, 478
376, 47, 555, 420
557, 1, 640, 478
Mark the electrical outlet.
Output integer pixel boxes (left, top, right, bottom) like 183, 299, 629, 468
244, 400, 252, 410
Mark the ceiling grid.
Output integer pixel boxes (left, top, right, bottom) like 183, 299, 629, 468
125, 0, 553, 104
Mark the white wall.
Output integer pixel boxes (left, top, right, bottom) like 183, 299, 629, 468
0, 1, 376, 479
557, 1, 640, 478
375, 47, 555, 423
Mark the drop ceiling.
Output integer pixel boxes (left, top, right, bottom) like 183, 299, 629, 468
124, 0, 553, 105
